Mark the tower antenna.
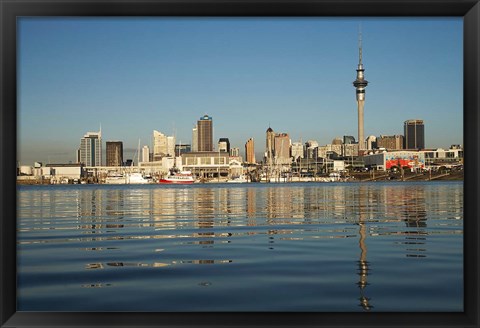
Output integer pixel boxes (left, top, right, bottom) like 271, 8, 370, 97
358, 23, 363, 65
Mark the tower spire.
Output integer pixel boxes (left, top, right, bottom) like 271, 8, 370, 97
358, 24, 363, 66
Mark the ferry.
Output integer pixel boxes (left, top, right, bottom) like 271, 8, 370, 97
159, 170, 195, 184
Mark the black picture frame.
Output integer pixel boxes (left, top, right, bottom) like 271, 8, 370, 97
1, 0, 479, 327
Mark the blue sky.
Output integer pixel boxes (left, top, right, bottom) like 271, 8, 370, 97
17, 17, 463, 165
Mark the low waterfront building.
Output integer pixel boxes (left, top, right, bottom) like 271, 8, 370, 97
364, 147, 463, 172
181, 151, 230, 179
363, 150, 425, 171
421, 148, 463, 167
46, 163, 85, 179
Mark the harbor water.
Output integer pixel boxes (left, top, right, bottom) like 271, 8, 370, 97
17, 181, 463, 312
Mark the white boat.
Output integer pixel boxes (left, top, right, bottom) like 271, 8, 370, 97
105, 173, 127, 184
104, 172, 152, 184
159, 170, 195, 184
227, 174, 248, 183
126, 172, 152, 184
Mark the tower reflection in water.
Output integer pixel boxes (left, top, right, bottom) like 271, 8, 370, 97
357, 220, 372, 311
356, 185, 372, 311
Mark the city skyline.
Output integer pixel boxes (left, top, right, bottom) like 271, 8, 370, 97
18, 17, 462, 165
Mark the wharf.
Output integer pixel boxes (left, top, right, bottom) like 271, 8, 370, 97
351, 170, 463, 182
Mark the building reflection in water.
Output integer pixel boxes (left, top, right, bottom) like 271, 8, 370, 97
382, 186, 428, 258
246, 187, 257, 225
17, 182, 464, 311
67, 184, 453, 268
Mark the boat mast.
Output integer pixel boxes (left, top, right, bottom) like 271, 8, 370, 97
137, 139, 140, 169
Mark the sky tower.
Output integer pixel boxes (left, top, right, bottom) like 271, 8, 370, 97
353, 27, 369, 154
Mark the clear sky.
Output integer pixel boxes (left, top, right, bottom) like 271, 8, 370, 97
17, 17, 463, 165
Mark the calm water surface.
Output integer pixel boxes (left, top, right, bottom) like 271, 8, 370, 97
17, 182, 463, 312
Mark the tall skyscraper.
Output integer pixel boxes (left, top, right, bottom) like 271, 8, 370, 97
404, 119, 425, 149
353, 28, 369, 153
266, 127, 275, 162
153, 130, 175, 160
245, 138, 255, 164
106, 141, 123, 166
274, 133, 291, 164
197, 114, 213, 151
79, 129, 102, 166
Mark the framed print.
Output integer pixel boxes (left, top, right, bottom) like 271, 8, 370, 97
1, 0, 479, 327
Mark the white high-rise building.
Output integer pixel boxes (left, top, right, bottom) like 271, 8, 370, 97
79, 129, 102, 166
153, 130, 175, 160
141, 145, 150, 163
192, 125, 198, 152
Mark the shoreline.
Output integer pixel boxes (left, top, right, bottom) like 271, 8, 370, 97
17, 172, 463, 186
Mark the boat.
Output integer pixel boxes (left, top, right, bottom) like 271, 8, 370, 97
159, 170, 195, 184
227, 174, 248, 183
126, 172, 152, 184
105, 172, 127, 184
104, 172, 152, 184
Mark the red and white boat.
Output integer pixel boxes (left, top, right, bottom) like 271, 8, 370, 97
159, 170, 195, 184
